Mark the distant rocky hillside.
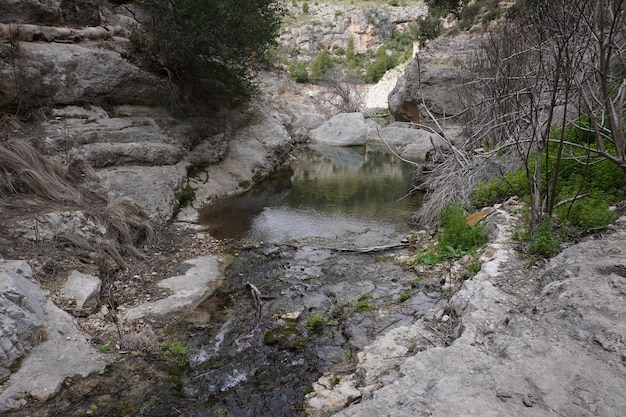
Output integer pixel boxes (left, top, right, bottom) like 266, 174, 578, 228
278, 1, 427, 54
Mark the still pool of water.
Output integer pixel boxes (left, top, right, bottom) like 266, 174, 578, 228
198, 145, 423, 241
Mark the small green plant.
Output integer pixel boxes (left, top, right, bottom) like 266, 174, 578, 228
252, 171, 264, 183
355, 301, 373, 311
526, 218, 562, 259
438, 201, 488, 253
238, 180, 251, 189
307, 314, 327, 332
302, 1, 309, 13
172, 183, 196, 217
466, 256, 482, 277
175, 183, 196, 209
264, 330, 279, 345
98, 344, 112, 353
415, 202, 487, 266
161, 340, 189, 367
399, 291, 410, 302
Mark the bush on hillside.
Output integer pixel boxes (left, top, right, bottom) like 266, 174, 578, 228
138, 0, 283, 110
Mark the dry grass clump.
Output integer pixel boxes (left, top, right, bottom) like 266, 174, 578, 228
121, 327, 159, 354
0, 139, 156, 277
96, 200, 155, 247
0, 139, 82, 202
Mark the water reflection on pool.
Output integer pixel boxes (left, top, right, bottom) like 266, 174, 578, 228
198, 145, 422, 240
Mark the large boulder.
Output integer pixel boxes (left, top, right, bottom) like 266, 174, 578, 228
366, 124, 448, 162
0, 0, 101, 27
98, 163, 189, 222
0, 42, 164, 111
0, 0, 63, 26
0, 261, 45, 383
0, 259, 106, 412
310, 112, 367, 146
388, 33, 476, 124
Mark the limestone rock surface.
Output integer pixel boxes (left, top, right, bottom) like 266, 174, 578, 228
0, 41, 163, 110
310, 112, 367, 146
389, 33, 476, 125
323, 214, 626, 417
0, 260, 106, 412
61, 271, 101, 314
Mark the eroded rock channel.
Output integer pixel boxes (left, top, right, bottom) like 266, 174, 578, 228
174, 145, 436, 416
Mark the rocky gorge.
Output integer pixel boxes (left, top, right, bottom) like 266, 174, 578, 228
1, 1, 625, 417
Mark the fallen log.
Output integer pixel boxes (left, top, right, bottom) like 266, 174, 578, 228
328, 242, 411, 253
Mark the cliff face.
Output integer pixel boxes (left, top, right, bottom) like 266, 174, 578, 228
388, 32, 476, 127
278, 2, 427, 53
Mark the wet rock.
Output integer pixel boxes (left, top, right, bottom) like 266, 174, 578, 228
310, 113, 367, 146
61, 270, 101, 315
0, 259, 106, 412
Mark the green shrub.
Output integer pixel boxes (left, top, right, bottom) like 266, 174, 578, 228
559, 195, 615, 231
471, 169, 526, 209
310, 50, 334, 83
438, 201, 488, 252
346, 37, 356, 67
302, 1, 309, 13
138, 0, 282, 110
386, 29, 415, 62
527, 218, 561, 258
416, 202, 487, 265
288, 60, 309, 83
415, 15, 443, 46
365, 46, 392, 83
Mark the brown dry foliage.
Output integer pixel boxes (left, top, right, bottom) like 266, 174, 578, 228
0, 138, 155, 277
0, 139, 83, 202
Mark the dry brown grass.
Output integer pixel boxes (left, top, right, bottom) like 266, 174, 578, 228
0, 139, 83, 202
0, 139, 157, 279
96, 200, 155, 247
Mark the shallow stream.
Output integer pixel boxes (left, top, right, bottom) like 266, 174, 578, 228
6, 146, 439, 417
178, 146, 439, 416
